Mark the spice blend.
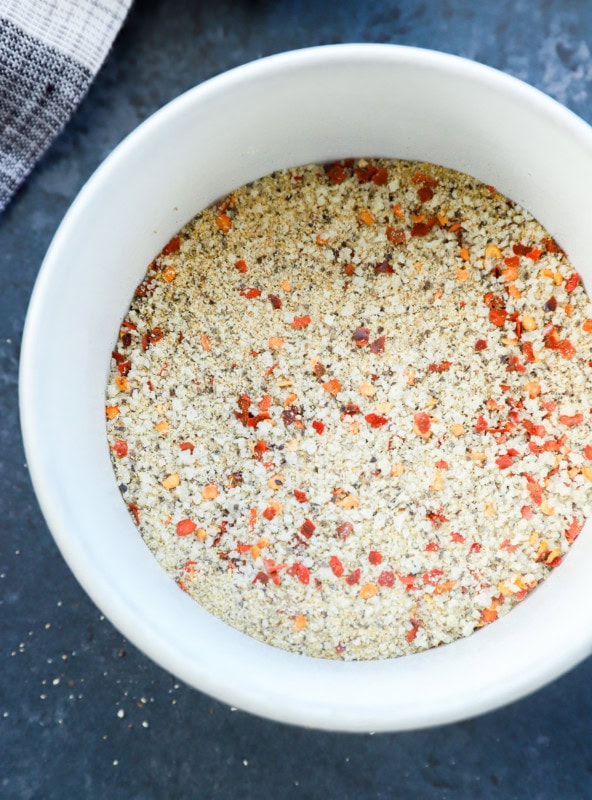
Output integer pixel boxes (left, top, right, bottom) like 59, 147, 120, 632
106, 159, 592, 660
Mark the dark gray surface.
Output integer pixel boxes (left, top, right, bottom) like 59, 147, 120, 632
3, 1, 592, 797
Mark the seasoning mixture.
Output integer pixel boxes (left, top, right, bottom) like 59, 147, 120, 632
106, 159, 592, 660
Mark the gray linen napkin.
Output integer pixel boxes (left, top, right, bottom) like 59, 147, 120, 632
0, 0, 132, 212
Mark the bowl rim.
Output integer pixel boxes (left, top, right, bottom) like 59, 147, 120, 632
19, 42, 592, 731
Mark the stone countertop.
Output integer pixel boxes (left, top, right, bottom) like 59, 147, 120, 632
2, 1, 592, 797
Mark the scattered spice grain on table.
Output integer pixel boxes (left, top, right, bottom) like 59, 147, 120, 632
106, 159, 592, 660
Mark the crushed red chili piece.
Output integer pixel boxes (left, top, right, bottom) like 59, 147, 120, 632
329, 555, 344, 577
410, 217, 439, 237
495, 454, 514, 469
368, 550, 382, 565
386, 226, 406, 244
240, 288, 261, 299
513, 242, 531, 256
287, 562, 310, 584
369, 335, 386, 354
235, 259, 248, 273
112, 440, 128, 459
425, 542, 440, 552
450, 532, 465, 543
294, 489, 308, 504
414, 412, 431, 435
179, 441, 195, 453
428, 361, 452, 372
336, 521, 354, 540
342, 403, 361, 417
291, 315, 312, 328
161, 235, 181, 256
423, 568, 444, 586
565, 517, 584, 543
565, 273, 580, 292
469, 542, 482, 553
489, 307, 508, 326
312, 420, 325, 435
365, 413, 388, 428
374, 260, 395, 274
377, 570, 395, 587
417, 185, 434, 203
176, 519, 197, 536
268, 293, 282, 309
559, 413, 583, 427
128, 502, 140, 525
253, 571, 269, 585
325, 162, 347, 184
345, 568, 361, 585
475, 339, 488, 351
300, 519, 316, 539
253, 440, 269, 460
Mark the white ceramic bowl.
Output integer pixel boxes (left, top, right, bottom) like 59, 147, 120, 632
20, 44, 592, 732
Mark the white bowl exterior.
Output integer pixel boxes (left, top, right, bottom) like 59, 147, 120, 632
20, 44, 592, 731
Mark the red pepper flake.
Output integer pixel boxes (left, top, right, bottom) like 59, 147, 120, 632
435, 460, 449, 469
559, 413, 584, 427
475, 415, 489, 433
372, 167, 388, 185
369, 335, 386, 354
300, 519, 316, 539
521, 506, 533, 520
426, 511, 449, 527
252, 571, 269, 585
112, 440, 128, 459
495, 454, 514, 469
240, 288, 261, 300
179, 441, 195, 453
559, 339, 576, 359
235, 259, 248, 273
475, 339, 488, 351
291, 315, 312, 329
584, 444, 592, 459
312, 420, 325, 435
176, 518, 197, 537
423, 568, 444, 586
262, 506, 277, 521
374, 260, 395, 274
489, 307, 508, 326
128, 502, 140, 525
450, 532, 465, 543
406, 625, 419, 643
234, 394, 270, 428
342, 403, 361, 418
336, 521, 354, 540
160, 235, 181, 256
325, 162, 347, 184
414, 411, 431, 436
565, 517, 584, 543
352, 326, 370, 346
294, 489, 308, 504
428, 361, 452, 372
386, 226, 406, 245
410, 217, 439, 237
468, 542, 482, 555
322, 378, 342, 395
287, 562, 310, 584
365, 413, 388, 428
417, 185, 434, 203
345, 568, 361, 586
425, 542, 441, 552
377, 570, 395, 587
513, 243, 531, 256
268, 293, 282, 309
506, 355, 526, 373
523, 419, 547, 438
329, 555, 344, 577
526, 247, 543, 261
253, 440, 269, 461
522, 341, 536, 363
565, 272, 580, 292
216, 213, 232, 233
368, 550, 382, 565
504, 255, 520, 268
544, 296, 557, 312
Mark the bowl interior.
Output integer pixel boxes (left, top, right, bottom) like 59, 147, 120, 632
20, 44, 592, 731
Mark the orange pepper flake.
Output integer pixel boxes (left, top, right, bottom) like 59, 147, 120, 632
200, 333, 211, 351
291, 315, 311, 329
343, 263, 356, 276
202, 484, 219, 500
524, 380, 541, 399
105, 405, 120, 420
358, 382, 376, 397
248, 508, 257, 531
112, 439, 128, 459
162, 473, 180, 489
292, 614, 308, 631
460, 247, 470, 261
489, 307, 508, 326
161, 265, 176, 282
268, 337, 284, 350
340, 495, 359, 510
258, 394, 272, 411
393, 203, 404, 219
235, 259, 248, 273
179, 441, 195, 453
176, 518, 197, 537
433, 580, 456, 595
316, 234, 329, 245
115, 374, 130, 392
485, 243, 502, 259
280, 279, 292, 292
359, 582, 377, 599
456, 268, 469, 282
322, 378, 342, 395
480, 606, 498, 623
526, 247, 542, 261
583, 319, 592, 333
240, 287, 261, 300
565, 517, 584, 543
386, 226, 406, 245
155, 420, 169, 434
450, 423, 465, 437
215, 213, 232, 233
359, 210, 375, 225
564, 303, 574, 316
